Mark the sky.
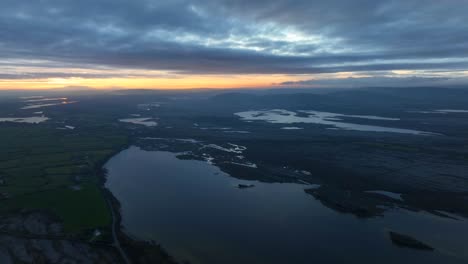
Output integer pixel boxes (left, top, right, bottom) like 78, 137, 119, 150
1, 0, 468, 90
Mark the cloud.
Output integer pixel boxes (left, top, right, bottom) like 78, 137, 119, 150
280, 76, 468, 88
0, 70, 176, 80
0, 0, 467, 77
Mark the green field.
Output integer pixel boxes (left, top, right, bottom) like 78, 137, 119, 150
0, 124, 127, 234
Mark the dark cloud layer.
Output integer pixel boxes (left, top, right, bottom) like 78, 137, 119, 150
280, 76, 468, 88
1, 0, 468, 76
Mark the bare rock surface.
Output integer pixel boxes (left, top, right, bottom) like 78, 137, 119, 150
0, 235, 121, 263
0, 211, 122, 263
0, 211, 63, 236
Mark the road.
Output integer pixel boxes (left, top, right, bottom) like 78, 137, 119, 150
105, 195, 132, 264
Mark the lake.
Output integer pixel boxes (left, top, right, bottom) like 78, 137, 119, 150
105, 146, 468, 264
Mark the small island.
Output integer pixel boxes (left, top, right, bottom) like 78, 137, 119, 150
389, 231, 434, 251
237, 184, 255, 189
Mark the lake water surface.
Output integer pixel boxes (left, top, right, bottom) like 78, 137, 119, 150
105, 146, 468, 264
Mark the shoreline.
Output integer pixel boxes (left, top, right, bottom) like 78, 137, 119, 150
98, 144, 178, 264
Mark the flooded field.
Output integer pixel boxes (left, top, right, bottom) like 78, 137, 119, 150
119, 117, 158, 127
235, 109, 438, 135
0, 116, 49, 123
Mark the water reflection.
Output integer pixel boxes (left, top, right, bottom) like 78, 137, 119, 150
105, 147, 467, 264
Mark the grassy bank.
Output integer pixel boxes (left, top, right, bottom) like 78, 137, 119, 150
0, 124, 127, 235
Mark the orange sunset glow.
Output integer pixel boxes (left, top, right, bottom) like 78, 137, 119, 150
0, 74, 313, 90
